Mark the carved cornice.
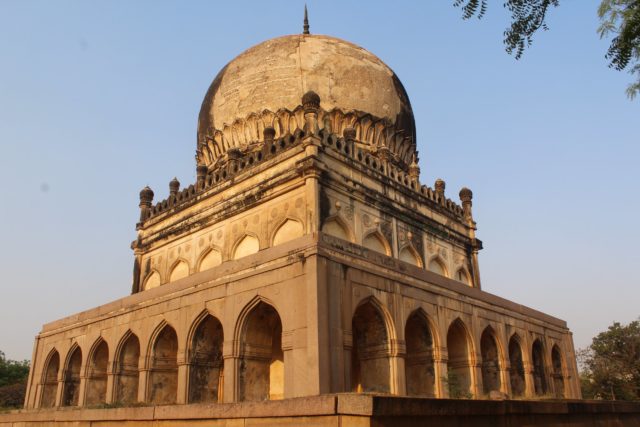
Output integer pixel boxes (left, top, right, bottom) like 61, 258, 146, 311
197, 106, 416, 171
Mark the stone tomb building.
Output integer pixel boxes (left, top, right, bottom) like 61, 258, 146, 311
23, 32, 581, 411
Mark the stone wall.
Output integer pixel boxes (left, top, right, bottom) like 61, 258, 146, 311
2, 395, 639, 427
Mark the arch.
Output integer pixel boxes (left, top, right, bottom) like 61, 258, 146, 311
446, 319, 473, 398
404, 310, 435, 396
551, 344, 565, 398
480, 327, 501, 395
168, 259, 189, 282
62, 344, 82, 406
237, 300, 284, 401
40, 349, 59, 408
197, 248, 222, 272
321, 216, 353, 242
362, 231, 390, 256
271, 218, 304, 247
187, 312, 224, 403
508, 334, 526, 397
114, 331, 140, 404
351, 297, 393, 393
532, 339, 548, 396
148, 323, 178, 404
455, 267, 472, 286
429, 256, 448, 278
143, 270, 161, 290
84, 339, 109, 405
232, 234, 260, 260
399, 245, 423, 268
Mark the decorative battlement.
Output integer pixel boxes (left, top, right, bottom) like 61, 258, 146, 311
139, 93, 473, 228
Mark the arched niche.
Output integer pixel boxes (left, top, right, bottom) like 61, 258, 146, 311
399, 246, 422, 268
551, 345, 565, 398
85, 340, 108, 406
148, 324, 178, 404
144, 271, 161, 290
197, 248, 222, 272
508, 335, 525, 397
532, 339, 548, 396
169, 260, 189, 282
233, 235, 260, 260
188, 314, 224, 403
62, 346, 82, 406
238, 301, 283, 402
446, 319, 473, 398
351, 299, 392, 393
321, 217, 352, 242
272, 218, 303, 247
429, 257, 448, 278
480, 327, 501, 395
40, 350, 59, 408
404, 311, 435, 396
114, 332, 140, 405
362, 232, 389, 256
456, 268, 472, 286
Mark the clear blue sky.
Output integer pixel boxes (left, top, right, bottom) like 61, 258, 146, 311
0, 1, 638, 361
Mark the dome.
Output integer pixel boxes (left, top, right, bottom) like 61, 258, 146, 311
197, 34, 416, 168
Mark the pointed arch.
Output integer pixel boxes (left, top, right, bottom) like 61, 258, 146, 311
236, 298, 283, 402
455, 267, 472, 286
187, 310, 224, 403
551, 344, 565, 398
351, 296, 395, 393
114, 330, 140, 404
39, 348, 59, 408
446, 318, 474, 398
271, 217, 304, 247
428, 256, 448, 278
321, 215, 354, 242
143, 270, 161, 290
232, 234, 260, 260
399, 244, 423, 268
168, 259, 190, 283
532, 339, 548, 396
480, 326, 502, 395
84, 338, 109, 405
362, 230, 391, 256
404, 309, 436, 396
148, 322, 178, 404
197, 247, 222, 273
508, 333, 526, 397
62, 344, 82, 406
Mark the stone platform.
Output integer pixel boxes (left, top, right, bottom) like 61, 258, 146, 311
2, 394, 639, 427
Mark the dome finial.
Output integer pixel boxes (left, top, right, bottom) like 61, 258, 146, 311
303, 4, 310, 35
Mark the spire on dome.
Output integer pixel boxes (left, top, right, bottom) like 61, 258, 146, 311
303, 5, 310, 35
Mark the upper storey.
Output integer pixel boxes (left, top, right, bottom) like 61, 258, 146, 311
197, 34, 416, 171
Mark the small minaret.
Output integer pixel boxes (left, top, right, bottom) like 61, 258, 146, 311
169, 177, 180, 198
434, 178, 445, 204
302, 91, 320, 136
138, 186, 154, 223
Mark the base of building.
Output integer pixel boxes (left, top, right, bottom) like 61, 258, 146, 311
2, 394, 639, 427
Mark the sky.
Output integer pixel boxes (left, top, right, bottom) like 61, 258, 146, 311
0, 1, 638, 361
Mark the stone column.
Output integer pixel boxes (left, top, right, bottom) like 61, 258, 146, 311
105, 361, 115, 404
434, 348, 448, 398
137, 361, 149, 403
176, 352, 188, 404
222, 339, 237, 403
77, 374, 87, 406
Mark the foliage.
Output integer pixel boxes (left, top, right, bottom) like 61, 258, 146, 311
578, 319, 640, 401
0, 351, 29, 409
0, 351, 29, 388
444, 369, 473, 399
453, 0, 640, 99
598, 0, 640, 99
0, 383, 26, 409
453, 0, 559, 59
